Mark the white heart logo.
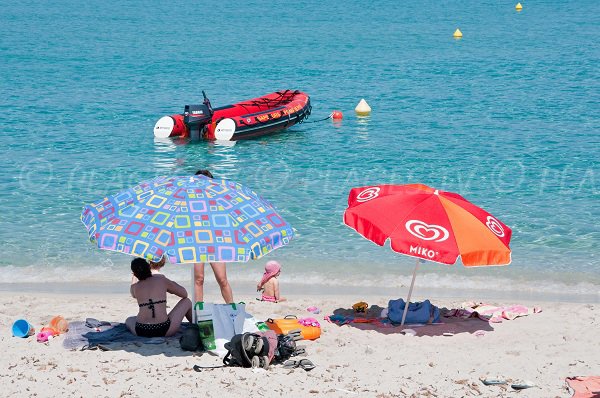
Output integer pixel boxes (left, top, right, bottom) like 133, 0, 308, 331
486, 216, 505, 237
356, 187, 380, 202
405, 220, 449, 242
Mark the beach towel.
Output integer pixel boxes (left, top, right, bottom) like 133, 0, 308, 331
326, 305, 394, 328
62, 321, 185, 350
387, 299, 441, 325
566, 376, 600, 398
444, 302, 542, 323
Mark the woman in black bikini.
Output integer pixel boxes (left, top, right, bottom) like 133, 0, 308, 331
126, 258, 192, 337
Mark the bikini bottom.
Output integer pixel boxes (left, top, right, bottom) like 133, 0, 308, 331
261, 293, 277, 303
135, 319, 171, 337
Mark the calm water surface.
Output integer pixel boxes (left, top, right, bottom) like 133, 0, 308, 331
1, 1, 598, 298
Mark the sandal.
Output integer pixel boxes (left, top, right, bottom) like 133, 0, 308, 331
481, 379, 507, 386
282, 358, 315, 371
511, 382, 536, 390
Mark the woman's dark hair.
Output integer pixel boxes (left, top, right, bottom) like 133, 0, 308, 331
195, 169, 213, 178
131, 258, 152, 281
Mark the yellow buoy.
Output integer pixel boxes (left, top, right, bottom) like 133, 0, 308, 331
453, 28, 463, 39
355, 99, 371, 116
515, 2, 523, 11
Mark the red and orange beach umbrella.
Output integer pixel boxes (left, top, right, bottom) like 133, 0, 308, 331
343, 184, 512, 325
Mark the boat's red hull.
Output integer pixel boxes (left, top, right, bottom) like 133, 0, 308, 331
154, 90, 311, 141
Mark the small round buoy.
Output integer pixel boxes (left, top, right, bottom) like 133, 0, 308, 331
355, 99, 371, 116
453, 28, 463, 39
331, 110, 343, 120
515, 2, 523, 11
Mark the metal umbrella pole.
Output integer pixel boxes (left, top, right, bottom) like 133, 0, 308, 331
400, 258, 420, 326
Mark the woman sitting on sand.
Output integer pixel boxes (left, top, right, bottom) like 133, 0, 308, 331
126, 258, 192, 337
256, 261, 286, 303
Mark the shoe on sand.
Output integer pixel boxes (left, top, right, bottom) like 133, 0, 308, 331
282, 358, 315, 371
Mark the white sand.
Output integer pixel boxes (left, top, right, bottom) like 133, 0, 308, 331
0, 290, 598, 398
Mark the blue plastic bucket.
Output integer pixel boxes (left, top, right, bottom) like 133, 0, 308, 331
12, 319, 33, 338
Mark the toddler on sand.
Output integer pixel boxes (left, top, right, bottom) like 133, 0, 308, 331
257, 261, 286, 303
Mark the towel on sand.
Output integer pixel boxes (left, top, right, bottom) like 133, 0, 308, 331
327, 305, 393, 327
565, 376, 600, 398
444, 302, 542, 323
62, 320, 186, 350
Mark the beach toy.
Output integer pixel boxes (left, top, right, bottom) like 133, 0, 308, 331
306, 306, 321, 314
331, 110, 343, 120
49, 316, 69, 334
515, 2, 523, 11
354, 99, 371, 116
266, 316, 321, 340
12, 319, 35, 338
36, 327, 58, 343
352, 301, 369, 313
453, 28, 463, 39
298, 317, 320, 328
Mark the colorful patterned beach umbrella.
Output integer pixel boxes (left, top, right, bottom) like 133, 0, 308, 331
343, 183, 512, 324
81, 175, 293, 264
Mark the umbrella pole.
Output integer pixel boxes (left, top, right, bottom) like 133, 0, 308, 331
191, 266, 196, 324
401, 258, 420, 326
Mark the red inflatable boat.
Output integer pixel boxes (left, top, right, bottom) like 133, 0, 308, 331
154, 90, 311, 141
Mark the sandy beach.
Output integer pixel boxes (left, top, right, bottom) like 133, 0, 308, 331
1, 289, 597, 398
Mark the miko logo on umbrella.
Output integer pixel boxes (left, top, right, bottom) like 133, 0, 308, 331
356, 187, 380, 202
405, 220, 449, 242
485, 215, 505, 237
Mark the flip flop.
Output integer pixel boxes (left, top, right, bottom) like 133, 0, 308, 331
282, 359, 315, 371
481, 379, 507, 386
511, 382, 536, 390
297, 359, 315, 371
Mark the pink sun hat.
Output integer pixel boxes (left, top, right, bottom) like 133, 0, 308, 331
258, 261, 281, 289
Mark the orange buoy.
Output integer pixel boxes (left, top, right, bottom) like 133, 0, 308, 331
332, 110, 343, 120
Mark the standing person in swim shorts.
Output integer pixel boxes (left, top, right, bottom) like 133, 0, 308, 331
126, 258, 192, 337
193, 169, 234, 304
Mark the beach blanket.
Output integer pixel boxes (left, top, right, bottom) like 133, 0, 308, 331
566, 376, 600, 398
62, 321, 186, 350
326, 305, 394, 328
444, 302, 542, 323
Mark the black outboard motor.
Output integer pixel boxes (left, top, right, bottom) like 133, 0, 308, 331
183, 91, 214, 140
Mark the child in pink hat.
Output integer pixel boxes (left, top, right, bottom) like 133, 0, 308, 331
257, 261, 286, 303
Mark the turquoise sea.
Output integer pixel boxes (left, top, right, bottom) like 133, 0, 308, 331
1, 1, 598, 300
